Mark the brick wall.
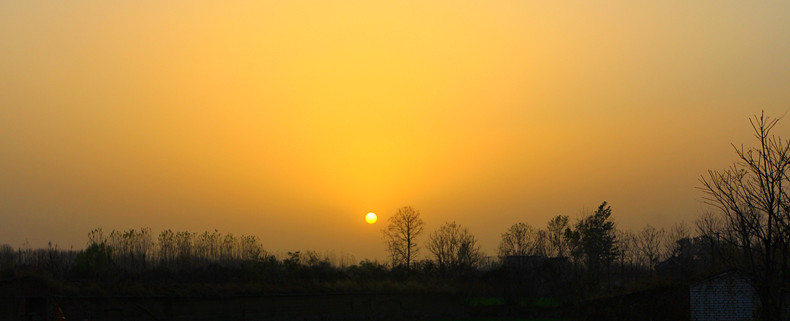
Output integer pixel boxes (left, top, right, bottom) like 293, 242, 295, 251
690, 272, 758, 321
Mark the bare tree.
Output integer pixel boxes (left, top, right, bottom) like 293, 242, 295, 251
175, 231, 194, 266
546, 215, 571, 257
498, 222, 540, 258
615, 229, 638, 274
700, 112, 790, 321
103, 228, 152, 272
239, 234, 262, 261
87, 228, 106, 247
220, 233, 237, 263
382, 206, 425, 270
158, 229, 176, 267
636, 224, 665, 273
535, 229, 550, 257
195, 230, 220, 264
694, 211, 731, 271
662, 221, 691, 259
427, 221, 482, 271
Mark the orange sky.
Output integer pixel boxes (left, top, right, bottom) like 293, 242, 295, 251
1, 1, 789, 260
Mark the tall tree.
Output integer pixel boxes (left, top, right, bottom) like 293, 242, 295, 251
567, 202, 618, 284
700, 112, 790, 321
382, 206, 425, 270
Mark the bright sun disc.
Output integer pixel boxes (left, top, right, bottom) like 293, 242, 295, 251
365, 212, 377, 224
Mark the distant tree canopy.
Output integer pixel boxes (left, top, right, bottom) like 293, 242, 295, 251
71, 242, 114, 278
546, 215, 571, 257
498, 222, 539, 258
0, 200, 738, 300
427, 221, 482, 272
636, 224, 664, 274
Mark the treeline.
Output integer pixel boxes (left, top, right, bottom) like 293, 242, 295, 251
0, 227, 485, 296
0, 207, 729, 300
379, 202, 730, 300
0, 202, 744, 301
494, 204, 723, 282
83, 228, 266, 272
0, 202, 768, 302
1, 113, 787, 320
0, 213, 718, 281
1, 228, 367, 283
375, 112, 790, 321
0, 202, 763, 302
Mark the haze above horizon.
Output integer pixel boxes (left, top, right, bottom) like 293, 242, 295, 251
1, 1, 789, 260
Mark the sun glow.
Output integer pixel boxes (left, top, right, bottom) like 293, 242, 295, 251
365, 212, 377, 224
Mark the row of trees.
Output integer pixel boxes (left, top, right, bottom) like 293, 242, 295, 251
498, 213, 693, 273
71, 228, 270, 276
383, 202, 694, 275
379, 112, 790, 320
382, 206, 482, 273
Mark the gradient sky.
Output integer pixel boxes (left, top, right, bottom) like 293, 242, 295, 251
1, 1, 789, 260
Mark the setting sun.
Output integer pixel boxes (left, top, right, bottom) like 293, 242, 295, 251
365, 212, 377, 224
1, 1, 790, 319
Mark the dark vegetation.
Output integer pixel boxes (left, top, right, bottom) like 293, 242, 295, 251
2, 112, 789, 320
0, 207, 733, 320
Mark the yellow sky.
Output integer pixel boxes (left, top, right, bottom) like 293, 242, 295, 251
1, 1, 789, 259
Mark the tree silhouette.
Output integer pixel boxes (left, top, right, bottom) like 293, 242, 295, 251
498, 222, 539, 258
72, 242, 115, 278
700, 112, 790, 321
546, 215, 571, 257
382, 206, 425, 270
427, 221, 482, 272
567, 202, 617, 288
636, 224, 665, 275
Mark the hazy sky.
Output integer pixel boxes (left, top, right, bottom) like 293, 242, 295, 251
1, 1, 789, 260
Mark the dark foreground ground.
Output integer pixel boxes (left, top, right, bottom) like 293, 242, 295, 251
1, 288, 687, 321
0, 275, 687, 321
4, 293, 472, 321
